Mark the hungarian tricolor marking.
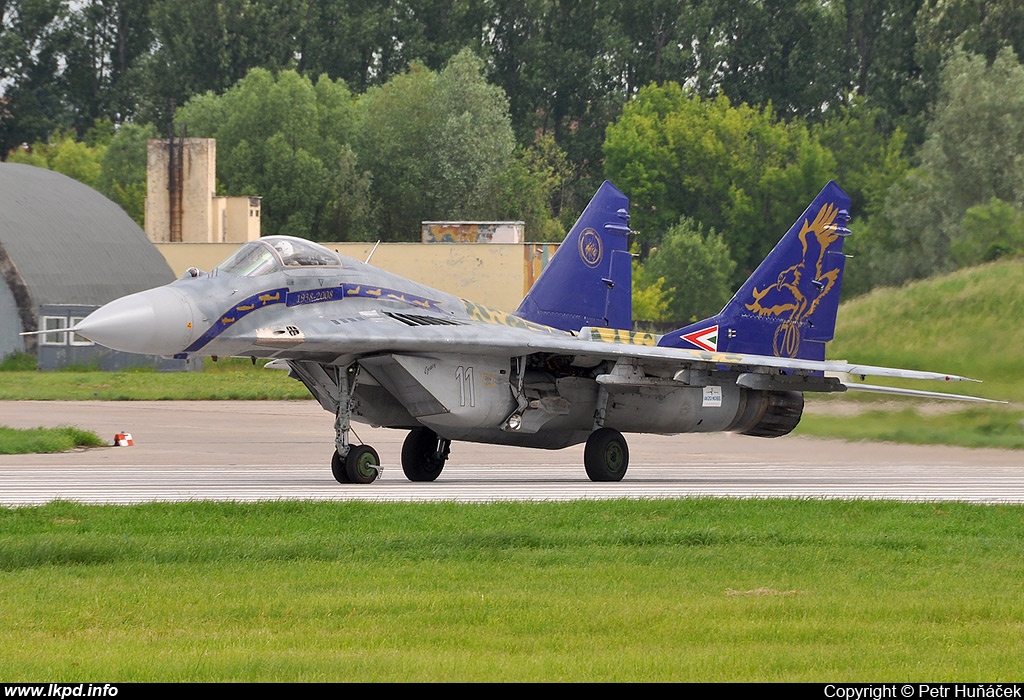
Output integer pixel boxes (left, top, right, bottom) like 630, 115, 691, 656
680, 325, 718, 352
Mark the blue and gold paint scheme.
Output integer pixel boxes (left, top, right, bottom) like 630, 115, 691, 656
583, 327, 658, 347
514, 181, 633, 332
180, 283, 446, 355
578, 228, 603, 268
744, 199, 847, 357
660, 181, 851, 362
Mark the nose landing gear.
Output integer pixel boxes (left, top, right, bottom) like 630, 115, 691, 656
332, 445, 381, 484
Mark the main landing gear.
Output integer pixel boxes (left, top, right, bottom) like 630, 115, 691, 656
584, 427, 629, 482
401, 427, 451, 482
324, 356, 625, 483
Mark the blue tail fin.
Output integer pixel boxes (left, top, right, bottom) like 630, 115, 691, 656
514, 181, 633, 332
658, 181, 852, 361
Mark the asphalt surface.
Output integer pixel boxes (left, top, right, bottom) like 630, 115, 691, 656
1, 400, 1022, 505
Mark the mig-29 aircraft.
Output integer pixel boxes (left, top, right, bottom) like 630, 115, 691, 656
66, 181, 994, 484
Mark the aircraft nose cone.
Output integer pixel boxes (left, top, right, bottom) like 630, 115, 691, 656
76, 287, 197, 355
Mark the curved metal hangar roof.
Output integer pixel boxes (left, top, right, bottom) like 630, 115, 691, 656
0, 162, 174, 309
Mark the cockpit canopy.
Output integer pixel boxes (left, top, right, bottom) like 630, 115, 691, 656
216, 236, 343, 277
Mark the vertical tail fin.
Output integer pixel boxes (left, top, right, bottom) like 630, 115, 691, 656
514, 181, 633, 332
658, 181, 852, 361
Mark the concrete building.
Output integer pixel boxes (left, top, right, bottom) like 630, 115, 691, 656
0, 163, 188, 369
422, 221, 525, 243
145, 136, 260, 244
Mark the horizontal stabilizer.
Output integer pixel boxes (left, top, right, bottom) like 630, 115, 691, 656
840, 382, 1005, 403
833, 364, 980, 383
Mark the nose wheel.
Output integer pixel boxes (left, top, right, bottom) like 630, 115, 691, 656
332, 445, 381, 484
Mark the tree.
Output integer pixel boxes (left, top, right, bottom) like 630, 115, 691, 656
427, 48, 516, 216
296, 0, 485, 93
951, 197, 1024, 266
59, 0, 154, 131
612, 0, 703, 97
915, 0, 1024, 95
351, 62, 439, 240
176, 68, 373, 240
0, 0, 69, 155
295, 0, 404, 93
7, 130, 104, 188
641, 217, 736, 324
487, 133, 573, 242
481, 0, 632, 216
857, 48, 1024, 289
603, 82, 835, 283
842, 0, 926, 140
96, 121, 158, 225
813, 98, 909, 219
354, 49, 515, 240
139, 0, 307, 128
692, 0, 849, 121
631, 259, 671, 324
3, 118, 153, 223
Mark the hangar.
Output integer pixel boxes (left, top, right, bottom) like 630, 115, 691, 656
0, 163, 183, 369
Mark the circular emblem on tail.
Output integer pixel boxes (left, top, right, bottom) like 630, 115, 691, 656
578, 228, 603, 268
773, 321, 802, 358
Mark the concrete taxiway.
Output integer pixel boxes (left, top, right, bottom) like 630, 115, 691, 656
1, 401, 1022, 506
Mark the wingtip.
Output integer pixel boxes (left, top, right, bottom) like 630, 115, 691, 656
943, 374, 982, 383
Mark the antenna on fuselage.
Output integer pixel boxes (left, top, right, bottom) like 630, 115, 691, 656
364, 241, 381, 265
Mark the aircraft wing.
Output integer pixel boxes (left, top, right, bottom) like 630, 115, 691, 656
253, 311, 996, 401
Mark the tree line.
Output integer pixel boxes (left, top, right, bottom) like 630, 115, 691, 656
3, 0, 1024, 323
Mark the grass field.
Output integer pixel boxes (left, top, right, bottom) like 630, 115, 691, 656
0, 358, 310, 401
797, 404, 1024, 449
829, 258, 1024, 403
0, 426, 106, 454
1, 498, 1023, 682
797, 258, 1024, 448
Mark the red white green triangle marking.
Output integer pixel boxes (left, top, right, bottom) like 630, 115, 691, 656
680, 325, 718, 352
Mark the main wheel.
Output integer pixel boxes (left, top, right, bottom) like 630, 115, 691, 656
401, 428, 448, 482
331, 450, 350, 484
345, 445, 381, 484
584, 428, 629, 482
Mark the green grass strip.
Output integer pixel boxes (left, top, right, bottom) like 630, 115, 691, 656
797, 406, 1024, 449
0, 368, 311, 401
830, 259, 1024, 402
1, 499, 1023, 681
0, 426, 106, 454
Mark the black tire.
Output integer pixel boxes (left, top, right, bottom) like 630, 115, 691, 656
584, 428, 629, 482
331, 450, 351, 484
401, 428, 448, 482
344, 445, 381, 484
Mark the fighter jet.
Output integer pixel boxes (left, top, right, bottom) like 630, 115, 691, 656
68, 181, 995, 484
